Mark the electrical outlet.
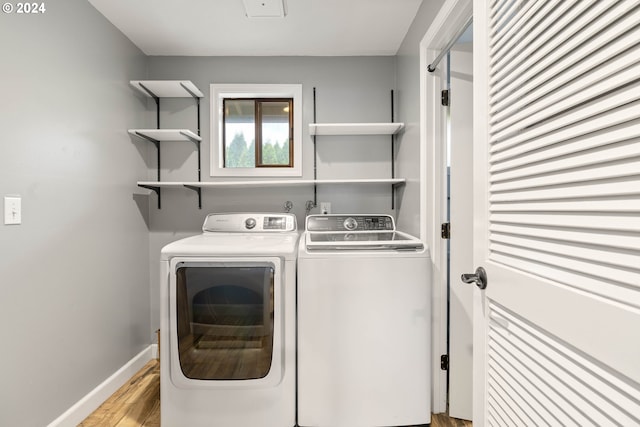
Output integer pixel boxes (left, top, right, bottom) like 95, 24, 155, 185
4, 196, 21, 225
320, 202, 331, 215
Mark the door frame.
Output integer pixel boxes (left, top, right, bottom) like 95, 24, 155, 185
419, 0, 472, 414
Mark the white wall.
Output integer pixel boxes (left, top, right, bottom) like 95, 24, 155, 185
0, 2, 151, 425
144, 56, 399, 330
395, 0, 447, 236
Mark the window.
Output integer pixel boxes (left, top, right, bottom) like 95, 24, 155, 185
211, 84, 302, 177
224, 98, 293, 168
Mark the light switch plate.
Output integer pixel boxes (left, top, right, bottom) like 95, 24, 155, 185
4, 196, 21, 225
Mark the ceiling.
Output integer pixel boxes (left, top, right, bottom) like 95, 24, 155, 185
88, 0, 424, 56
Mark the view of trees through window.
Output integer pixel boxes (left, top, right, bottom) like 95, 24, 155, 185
224, 98, 292, 168
225, 132, 291, 167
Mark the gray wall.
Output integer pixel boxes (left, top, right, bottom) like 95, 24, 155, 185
395, 0, 447, 236
0, 2, 150, 426
145, 56, 399, 331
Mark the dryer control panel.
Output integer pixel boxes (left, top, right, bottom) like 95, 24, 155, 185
306, 214, 395, 232
203, 213, 297, 232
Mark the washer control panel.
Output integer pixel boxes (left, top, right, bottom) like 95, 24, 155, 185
203, 213, 297, 232
306, 214, 395, 232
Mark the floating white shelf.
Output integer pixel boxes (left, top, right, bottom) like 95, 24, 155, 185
309, 122, 405, 136
312, 179, 405, 185
130, 80, 203, 98
128, 129, 202, 142
137, 178, 406, 189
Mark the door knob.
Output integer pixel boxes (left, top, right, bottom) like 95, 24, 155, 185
461, 266, 488, 289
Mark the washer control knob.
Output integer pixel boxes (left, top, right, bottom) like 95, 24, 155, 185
245, 217, 257, 229
343, 217, 358, 231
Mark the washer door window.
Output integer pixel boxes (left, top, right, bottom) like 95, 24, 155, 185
175, 262, 275, 381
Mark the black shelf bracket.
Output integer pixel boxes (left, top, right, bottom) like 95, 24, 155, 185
163, 95, 203, 210
138, 82, 161, 129
133, 131, 161, 182
184, 185, 202, 209
196, 97, 202, 181
193, 96, 202, 209
312, 86, 318, 207
135, 131, 162, 210
392, 180, 405, 211
134, 83, 163, 209
180, 84, 202, 188
138, 184, 161, 209
135, 82, 203, 209
391, 89, 396, 210
194, 141, 202, 207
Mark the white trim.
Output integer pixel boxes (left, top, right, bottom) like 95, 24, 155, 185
419, 0, 473, 415
47, 345, 157, 427
210, 83, 303, 177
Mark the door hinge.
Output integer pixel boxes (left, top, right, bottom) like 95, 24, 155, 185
441, 222, 451, 239
441, 354, 449, 370
441, 89, 450, 107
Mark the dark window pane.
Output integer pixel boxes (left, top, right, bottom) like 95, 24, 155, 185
176, 265, 274, 380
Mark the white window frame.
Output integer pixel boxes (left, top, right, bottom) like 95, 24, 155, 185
210, 83, 303, 177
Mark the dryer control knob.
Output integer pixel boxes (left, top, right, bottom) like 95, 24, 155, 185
245, 218, 257, 229
343, 217, 358, 231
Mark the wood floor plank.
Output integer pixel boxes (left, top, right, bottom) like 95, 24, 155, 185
113, 374, 159, 427
139, 399, 160, 427
80, 359, 470, 427
432, 412, 474, 427
79, 360, 159, 427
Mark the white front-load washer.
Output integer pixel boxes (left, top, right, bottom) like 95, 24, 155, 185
297, 214, 432, 427
160, 213, 298, 427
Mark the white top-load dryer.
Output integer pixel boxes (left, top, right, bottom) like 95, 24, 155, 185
160, 213, 298, 427
297, 214, 432, 427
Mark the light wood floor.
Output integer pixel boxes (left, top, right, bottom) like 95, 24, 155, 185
79, 360, 160, 427
80, 359, 472, 427
431, 413, 474, 427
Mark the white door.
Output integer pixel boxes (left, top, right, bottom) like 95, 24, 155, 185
473, 1, 640, 425
448, 45, 474, 421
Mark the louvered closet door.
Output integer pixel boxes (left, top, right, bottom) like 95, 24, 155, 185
473, 0, 640, 425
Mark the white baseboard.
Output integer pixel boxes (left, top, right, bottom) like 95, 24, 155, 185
47, 344, 158, 427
